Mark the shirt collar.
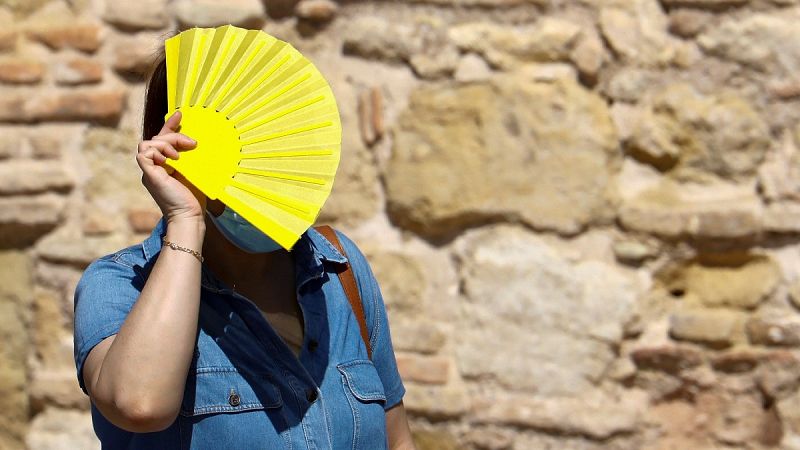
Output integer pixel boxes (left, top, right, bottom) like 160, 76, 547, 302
142, 216, 348, 293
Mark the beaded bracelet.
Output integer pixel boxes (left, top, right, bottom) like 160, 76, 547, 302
162, 237, 204, 262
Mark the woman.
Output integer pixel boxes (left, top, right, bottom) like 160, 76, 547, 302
72, 52, 415, 449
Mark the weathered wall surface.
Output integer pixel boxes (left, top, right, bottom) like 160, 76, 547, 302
1, 0, 800, 448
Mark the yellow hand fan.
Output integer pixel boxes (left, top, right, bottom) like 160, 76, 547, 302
162, 25, 342, 251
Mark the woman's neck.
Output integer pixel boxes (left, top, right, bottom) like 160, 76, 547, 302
200, 212, 289, 288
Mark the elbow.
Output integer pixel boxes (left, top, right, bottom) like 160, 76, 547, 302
109, 394, 179, 433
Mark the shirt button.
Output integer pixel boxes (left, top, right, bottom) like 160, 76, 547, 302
306, 387, 318, 403
308, 340, 318, 352
229, 391, 241, 407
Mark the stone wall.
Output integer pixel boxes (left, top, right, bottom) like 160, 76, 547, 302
1, 0, 799, 449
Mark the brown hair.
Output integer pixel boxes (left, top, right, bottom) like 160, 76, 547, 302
141, 32, 178, 141
142, 56, 168, 142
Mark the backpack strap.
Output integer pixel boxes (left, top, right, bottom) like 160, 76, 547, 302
313, 225, 373, 360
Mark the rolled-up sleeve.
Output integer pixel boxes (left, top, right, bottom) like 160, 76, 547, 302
334, 231, 407, 411
73, 254, 143, 396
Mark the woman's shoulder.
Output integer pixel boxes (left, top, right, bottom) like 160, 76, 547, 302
330, 228, 364, 259
325, 228, 377, 284
79, 242, 149, 284
310, 226, 373, 276
83, 216, 165, 274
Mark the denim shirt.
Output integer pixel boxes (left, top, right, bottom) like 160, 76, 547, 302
73, 217, 406, 449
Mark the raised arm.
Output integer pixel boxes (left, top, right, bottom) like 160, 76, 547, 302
80, 111, 206, 432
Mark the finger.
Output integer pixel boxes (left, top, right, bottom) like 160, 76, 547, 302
136, 146, 169, 180
139, 140, 179, 160
152, 149, 167, 165
158, 110, 182, 136
140, 147, 165, 166
140, 142, 176, 163
152, 132, 196, 150
136, 147, 158, 177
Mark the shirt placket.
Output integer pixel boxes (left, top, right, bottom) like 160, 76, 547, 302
198, 241, 332, 450
233, 290, 332, 449
285, 369, 330, 450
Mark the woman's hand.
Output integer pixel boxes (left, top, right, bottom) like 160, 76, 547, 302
136, 111, 205, 224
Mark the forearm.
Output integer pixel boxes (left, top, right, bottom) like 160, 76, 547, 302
387, 401, 417, 450
94, 218, 205, 421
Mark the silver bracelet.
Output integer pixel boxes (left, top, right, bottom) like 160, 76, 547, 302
162, 237, 204, 262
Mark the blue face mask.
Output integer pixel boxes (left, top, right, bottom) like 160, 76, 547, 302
206, 205, 283, 253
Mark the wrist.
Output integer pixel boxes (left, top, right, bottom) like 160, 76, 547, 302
162, 237, 204, 262
166, 215, 206, 230
165, 217, 206, 250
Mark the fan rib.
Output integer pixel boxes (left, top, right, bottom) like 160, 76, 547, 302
235, 94, 324, 134
231, 73, 311, 125
222, 53, 291, 118
202, 30, 257, 108
192, 27, 235, 107
211, 40, 266, 113
235, 167, 327, 186
239, 149, 334, 159
205, 30, 262, 110
229, 178, 314, 214
216, 39, 284, 115
240, 121, 333, 146
165, 36, 180, 112
184, 32, 209, 108
229, 58, 313, 122
175, 29, 196, 109
189, 27, 224, 106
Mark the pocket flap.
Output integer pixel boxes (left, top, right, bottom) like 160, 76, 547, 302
180, 367, 283, 417
336, 359, 387, 403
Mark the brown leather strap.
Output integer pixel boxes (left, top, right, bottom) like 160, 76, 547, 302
314, 225, 372, 359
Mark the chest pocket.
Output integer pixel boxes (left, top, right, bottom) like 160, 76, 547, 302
337, 359, 387, 405
178, 367, 288, 450
336, 359, 388, 449
180, 367, 283, 416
